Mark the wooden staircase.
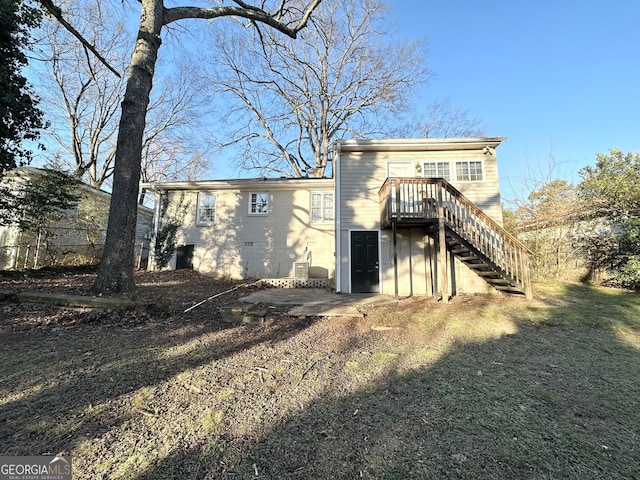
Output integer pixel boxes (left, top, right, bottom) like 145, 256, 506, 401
379, 177, 532, 298
445, 229, 529, 295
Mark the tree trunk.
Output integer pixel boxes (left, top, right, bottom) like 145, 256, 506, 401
92, 0, 163, 294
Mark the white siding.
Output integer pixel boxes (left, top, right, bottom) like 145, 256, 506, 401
337, 139, 505, 294
159, 181, 335, 280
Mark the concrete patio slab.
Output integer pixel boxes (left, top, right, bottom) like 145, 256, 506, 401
240, 288, 392, 318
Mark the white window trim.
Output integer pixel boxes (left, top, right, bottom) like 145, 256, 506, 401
455, 160, 484, 182
310, 191, 334, 223
422, 161, 452, 181
422, 159, 484, 182
249, 192, 269, 215
196, 191, 216, 225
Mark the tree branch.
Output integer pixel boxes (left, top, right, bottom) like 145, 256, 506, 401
36, 0, 122, 78
163, 0, 322, 37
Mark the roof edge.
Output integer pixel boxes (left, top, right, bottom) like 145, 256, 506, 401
336, 137, 506, 152
141, 176, 335, 191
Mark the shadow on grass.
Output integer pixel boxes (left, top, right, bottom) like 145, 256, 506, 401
132, 283, 640, 479
0, 307, 318, 456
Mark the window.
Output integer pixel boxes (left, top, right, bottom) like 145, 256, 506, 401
311, 192, 334, 223
422, 160, 483, 182
249, 192, 269, 214
455, 161, 483, 181
197, 192, 216, 225
423, 161, 451, 181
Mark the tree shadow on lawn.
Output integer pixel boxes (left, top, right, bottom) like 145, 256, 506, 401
0, 305, 318, 456
134, 283, 640, 479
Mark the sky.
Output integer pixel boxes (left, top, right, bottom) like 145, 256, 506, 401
391, 0, 640, 202
28, 1, 640, 204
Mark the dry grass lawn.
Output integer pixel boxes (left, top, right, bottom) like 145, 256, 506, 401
1, 269, 639, 479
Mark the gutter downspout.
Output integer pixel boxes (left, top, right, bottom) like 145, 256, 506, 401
334, 142, 342, 293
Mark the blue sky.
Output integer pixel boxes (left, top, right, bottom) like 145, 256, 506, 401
30, 1, 639, 203
392, 1, 640, 201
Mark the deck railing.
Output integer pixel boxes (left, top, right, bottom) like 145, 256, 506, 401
379, 177, 531, 295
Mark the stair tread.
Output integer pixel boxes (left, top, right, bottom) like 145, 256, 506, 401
466, 263, 489, 268
485, 278, 511, 284
494, 286, 526, 293
474, 271, 502, 277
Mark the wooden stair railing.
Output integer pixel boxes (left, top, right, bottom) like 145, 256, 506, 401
379, 178, 532, 298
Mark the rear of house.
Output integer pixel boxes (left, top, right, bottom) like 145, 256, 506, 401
334, 138, 530, 297
144, 177, 335, 282
145, 137, 530, 298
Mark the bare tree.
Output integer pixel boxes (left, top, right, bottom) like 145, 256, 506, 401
390, 96, 485, 139
411, 97, 484, 139
39, 2, 127, 187
203, 0, 429, 178
38, 1, 209, 192
69, 0, 321, 294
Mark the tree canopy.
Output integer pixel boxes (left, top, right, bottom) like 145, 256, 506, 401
0, 0, 45, 177
204, 0, 429, 178
578, 149, 640, 287
36, 0, 209, 194
579, 148, 640, 221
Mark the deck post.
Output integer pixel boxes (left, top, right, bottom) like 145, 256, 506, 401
521, 250, 533, 299
437, 185, 449, 303
392, 219, 399, 297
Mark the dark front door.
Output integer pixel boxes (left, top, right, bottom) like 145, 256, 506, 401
175, 244, 194, 270
351, 231, 379, 293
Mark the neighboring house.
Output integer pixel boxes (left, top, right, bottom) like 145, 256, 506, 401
143, 138, 531, 298
0, 167, 154, 270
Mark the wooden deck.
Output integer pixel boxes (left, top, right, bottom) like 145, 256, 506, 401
379, 177, 532, 298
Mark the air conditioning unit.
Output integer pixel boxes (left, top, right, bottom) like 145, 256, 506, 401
294, 261, 309, 279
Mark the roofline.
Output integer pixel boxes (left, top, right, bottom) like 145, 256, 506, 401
5, 166, 154, 213
141, 176, 335, 191
336, 137, 506, 152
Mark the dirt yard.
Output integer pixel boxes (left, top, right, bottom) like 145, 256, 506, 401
1, 268, 639, 479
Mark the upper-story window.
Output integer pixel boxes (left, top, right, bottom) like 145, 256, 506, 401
311, 192, 334, 223
423, 160, 483, 182
197, 192, 216, 225
422, 161, 451, 181
456, 161, 483, 181
249, 192, 269, 214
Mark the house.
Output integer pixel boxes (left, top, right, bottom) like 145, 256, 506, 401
0, 167, 154, 270
144, 177, 336, 284
143, 138, 531, 298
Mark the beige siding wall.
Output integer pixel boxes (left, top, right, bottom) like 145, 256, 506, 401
337, 141, 504, 294
162, 185, 335, 280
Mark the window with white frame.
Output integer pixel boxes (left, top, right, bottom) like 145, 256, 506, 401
423, 160, 483, 182
197, 192, 216, 225
249, 192, 269, 214
422, 161, 451, 181
456, 161, 483, 181
311, 192, 334, 223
